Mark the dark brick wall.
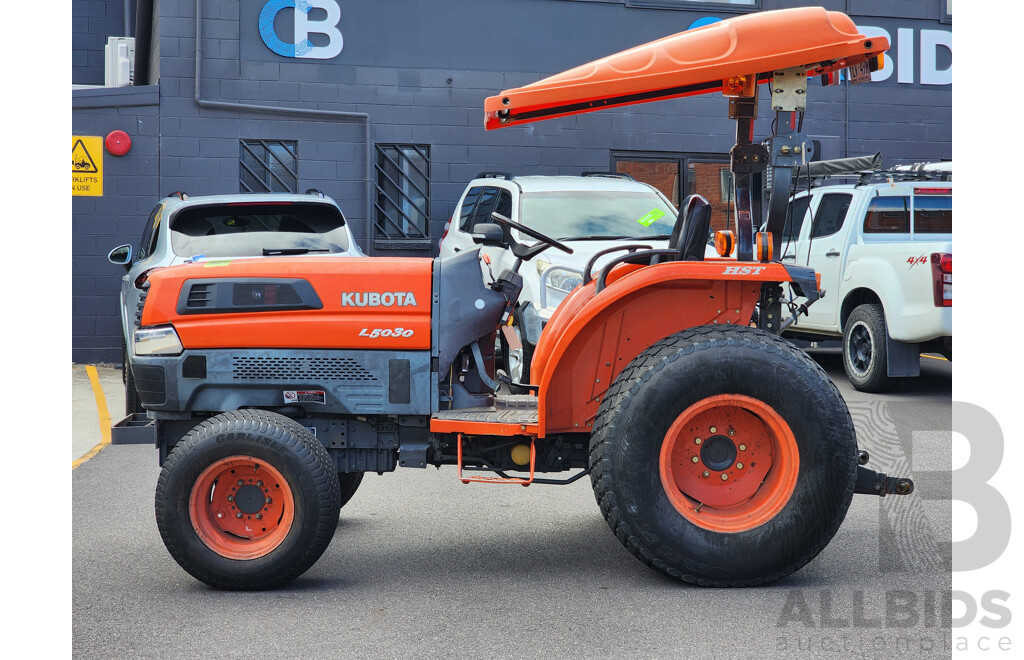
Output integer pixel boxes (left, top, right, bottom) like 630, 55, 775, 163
72, 97, 159, 363
70, 0, 951, 362
73, 1, 131, 85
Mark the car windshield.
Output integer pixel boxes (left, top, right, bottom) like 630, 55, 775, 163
518, 191, 677, 240
169, 202, 350, 258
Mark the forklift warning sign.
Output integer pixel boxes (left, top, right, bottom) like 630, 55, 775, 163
72, 136, 103, 196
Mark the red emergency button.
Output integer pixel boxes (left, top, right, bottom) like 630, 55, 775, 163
105, 130, 132, 156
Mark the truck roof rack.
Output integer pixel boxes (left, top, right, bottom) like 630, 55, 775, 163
581, 172, 635, 180
476, 172, 514, 180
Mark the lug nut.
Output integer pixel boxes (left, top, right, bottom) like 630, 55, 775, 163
691, 456, 699, 463
236, 513, 243, 519
265, 497, 272, 504
255, 514, 263, 520
237, 480, 244, 486
695, 437, 703, 445
702, 470, 710, 478
227, 495, 234, 502
217, 513, 223, 518
710, 426, 717, 433
256, 481, 263, 487
739, 444, 747, 451
737, 463, 744, 469
721, 474, 729, 481
728, 429, 735, 437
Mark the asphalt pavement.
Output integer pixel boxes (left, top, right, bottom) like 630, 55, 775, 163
72, 350, 952, 659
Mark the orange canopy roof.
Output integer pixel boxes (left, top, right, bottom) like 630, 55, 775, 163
484, 7, 887, 130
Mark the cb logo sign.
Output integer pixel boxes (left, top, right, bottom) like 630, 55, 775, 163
259, 0, 343, 59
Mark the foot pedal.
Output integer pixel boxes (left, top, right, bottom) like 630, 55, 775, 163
456, 433, 535, 486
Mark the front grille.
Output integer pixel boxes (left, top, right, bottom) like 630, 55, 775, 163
186, 284, 213, 308
231, 356, 377, 382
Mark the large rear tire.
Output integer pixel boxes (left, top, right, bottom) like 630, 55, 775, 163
589, 325, 857, 586
155, 410, 341, 590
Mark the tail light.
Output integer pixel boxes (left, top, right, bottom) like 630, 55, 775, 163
439, 218, 451, 246
930, 252, 951, 307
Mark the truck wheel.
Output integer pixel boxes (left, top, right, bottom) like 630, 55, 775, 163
337, 472, 364, 509
155, 410, 341, 590
122, 339, 144, 416
589, 326, 857, 586
843, 303, 895, 392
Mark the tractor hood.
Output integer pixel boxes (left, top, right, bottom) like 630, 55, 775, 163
484, 7, 887, 129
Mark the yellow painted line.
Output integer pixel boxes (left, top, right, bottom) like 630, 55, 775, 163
922, 354, 949, 362
72, 365, 112, 470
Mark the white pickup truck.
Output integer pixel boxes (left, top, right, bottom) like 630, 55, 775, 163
778, 163, 952, 392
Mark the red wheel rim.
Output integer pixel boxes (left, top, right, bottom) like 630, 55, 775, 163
659, 394, 799, 533
188, 456, 295, 560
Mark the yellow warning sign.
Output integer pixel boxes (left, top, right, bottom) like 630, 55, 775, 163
72, 136, 103, 196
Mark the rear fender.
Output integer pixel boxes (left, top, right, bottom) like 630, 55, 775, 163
532, 261, 797, 436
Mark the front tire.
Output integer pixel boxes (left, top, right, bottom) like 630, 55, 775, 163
337, 472, 364, 509
843, 303, 894, 392
155, 410, 341, 590
589, 326, 857, 586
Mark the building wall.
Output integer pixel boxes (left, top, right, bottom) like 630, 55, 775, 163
71, 0, 952, 362
73, 1, 131, 85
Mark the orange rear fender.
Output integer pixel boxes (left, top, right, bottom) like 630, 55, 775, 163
532, 261, 794, 436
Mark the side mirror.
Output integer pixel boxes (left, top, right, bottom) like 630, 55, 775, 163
108, 244, 133, 270
471, 223, 504, 246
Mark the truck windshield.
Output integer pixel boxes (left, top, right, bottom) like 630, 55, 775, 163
169, 202, 350, 257
519, 191, 678, 240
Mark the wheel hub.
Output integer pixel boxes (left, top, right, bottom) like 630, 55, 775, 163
188, 455, 295, 560
658, 394, 800, 533
849, 323, 872, 374
234, 484, 266, 514
700, 435, 737, 471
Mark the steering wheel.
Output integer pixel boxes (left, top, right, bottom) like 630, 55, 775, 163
490, 212, 574, 259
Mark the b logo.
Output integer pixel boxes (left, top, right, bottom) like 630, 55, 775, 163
259, 0, 343, 59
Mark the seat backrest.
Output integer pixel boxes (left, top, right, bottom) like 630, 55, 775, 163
668, 194, 712, 261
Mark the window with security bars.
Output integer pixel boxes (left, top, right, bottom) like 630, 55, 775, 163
374, 144, 430, 242
240, 139, 298, 193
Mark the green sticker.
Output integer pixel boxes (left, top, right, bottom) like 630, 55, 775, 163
636, 209, 666, 227
203, 260, 233, 268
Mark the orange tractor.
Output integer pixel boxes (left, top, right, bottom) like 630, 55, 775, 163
114, 7, 913, 589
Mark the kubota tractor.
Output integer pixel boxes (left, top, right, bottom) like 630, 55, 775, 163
114, 7, 913, 590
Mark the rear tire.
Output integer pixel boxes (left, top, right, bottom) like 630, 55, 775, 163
155, 410, 341, 590
843, 303, 894, 392
589, 325, 857, 586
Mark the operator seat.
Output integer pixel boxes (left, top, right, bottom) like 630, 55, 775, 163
668, 194, 712, 261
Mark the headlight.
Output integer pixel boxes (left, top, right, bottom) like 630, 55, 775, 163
134, 325, 184, 356
547, 269, 583, 293
535, 257, 551, 276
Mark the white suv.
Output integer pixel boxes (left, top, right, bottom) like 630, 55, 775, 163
438, 173, 680, 386
778, 164, 952, 391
